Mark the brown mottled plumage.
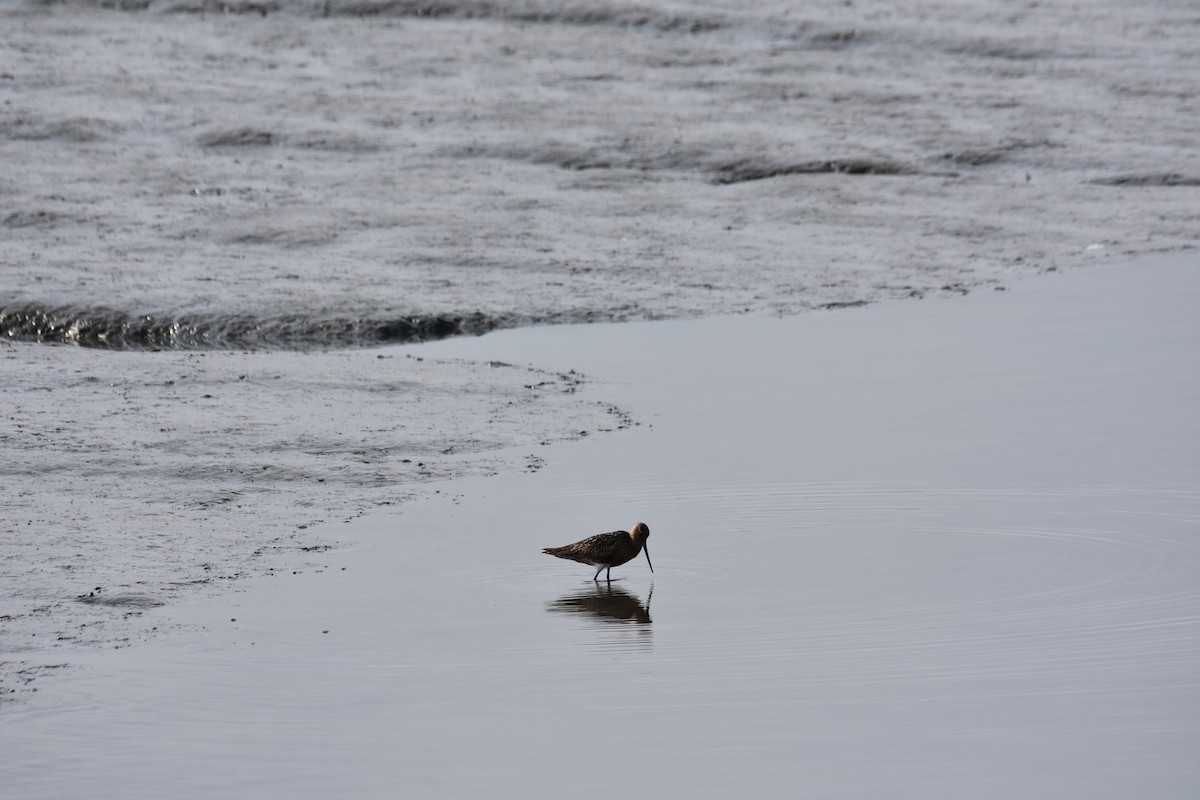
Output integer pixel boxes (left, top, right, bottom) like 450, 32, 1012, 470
543, 522, 653, 581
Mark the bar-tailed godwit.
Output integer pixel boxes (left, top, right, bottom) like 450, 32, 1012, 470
542, 522, 653, 581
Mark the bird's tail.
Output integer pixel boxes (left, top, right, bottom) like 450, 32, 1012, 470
543, 545, 590, 564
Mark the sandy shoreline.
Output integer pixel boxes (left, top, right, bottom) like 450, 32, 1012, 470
0, 343, 630, 696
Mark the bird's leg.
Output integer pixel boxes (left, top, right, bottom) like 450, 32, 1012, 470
605, 566, 612, 582
593, 566, 604, 581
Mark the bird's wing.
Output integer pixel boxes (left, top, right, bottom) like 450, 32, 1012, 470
579, 531, 626, 562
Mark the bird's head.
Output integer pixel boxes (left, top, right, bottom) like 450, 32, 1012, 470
631, 522, 653, 573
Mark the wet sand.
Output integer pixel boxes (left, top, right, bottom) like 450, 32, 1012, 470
2, 254, 1196, 798
0, 345, 627, 687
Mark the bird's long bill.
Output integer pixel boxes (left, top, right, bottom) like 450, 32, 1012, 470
643, 543, 654, 573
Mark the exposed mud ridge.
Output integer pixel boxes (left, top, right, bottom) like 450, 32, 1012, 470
99, 0, 732, 31
452, 142, 913, 183
1091, 173, 1200, 187
76, 589, 165, 608
938, 138, 1058, 168
329, 0, 724, 32
195, 125, 385, 152
0, 304, 506, 350
2, 210, 68, 228
712, 158, 912, 184
0, 114, 125, 143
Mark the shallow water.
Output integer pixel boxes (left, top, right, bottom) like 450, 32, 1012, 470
3, 256, 1197, 798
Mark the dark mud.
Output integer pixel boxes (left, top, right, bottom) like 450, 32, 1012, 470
1091, 172, 1200, 187
0, 304, 505, 350
452, 141, 917, 184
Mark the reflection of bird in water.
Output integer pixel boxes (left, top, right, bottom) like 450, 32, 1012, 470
547, 582, 653, 625
542, 522, 653, 581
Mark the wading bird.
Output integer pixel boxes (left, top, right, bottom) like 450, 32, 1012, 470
543, 522, 654, 581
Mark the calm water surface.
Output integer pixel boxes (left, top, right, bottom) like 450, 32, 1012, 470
3, 258, 1198, 799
